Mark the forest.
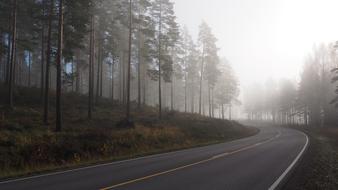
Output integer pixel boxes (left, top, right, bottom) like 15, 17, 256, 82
0, 0, 239, 130
0, 0, 248, 179
243, 43, 338, 127
1, 0, 338, 189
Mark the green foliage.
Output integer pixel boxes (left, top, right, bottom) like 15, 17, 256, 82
150, 0, 179, 82
63, 0, 92, 60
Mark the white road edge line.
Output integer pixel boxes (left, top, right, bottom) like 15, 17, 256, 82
0, 147, 191, 184
268, 130, 309, 190
100, 130, 282, 190
0, 130, 260, 185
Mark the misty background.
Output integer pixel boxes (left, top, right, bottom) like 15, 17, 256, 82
174, 0, 338, 86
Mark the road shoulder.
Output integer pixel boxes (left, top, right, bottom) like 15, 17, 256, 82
283, 127, 338, 190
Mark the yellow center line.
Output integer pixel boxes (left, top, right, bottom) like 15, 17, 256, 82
100, 131, 281, 190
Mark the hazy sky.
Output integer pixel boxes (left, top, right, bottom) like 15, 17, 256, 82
173, 0, 338, 86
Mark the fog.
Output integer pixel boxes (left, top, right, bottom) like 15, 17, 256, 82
173, 0, 338, 86
1, 1, 338, 188
2, 0, 338, 122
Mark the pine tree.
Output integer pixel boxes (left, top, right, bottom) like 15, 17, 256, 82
126, 0, 133, 122
198, 22, 219, 116
43, 0, 54, 125
55, 0, 64, 132
151, 0, 178, 118
88, 14, 94, 119
7, 0, 17, 109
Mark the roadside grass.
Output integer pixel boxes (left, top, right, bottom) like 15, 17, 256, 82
283, 126, 338, 190
0, 85, 258, 179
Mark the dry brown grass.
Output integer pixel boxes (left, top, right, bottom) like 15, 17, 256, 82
0, 85, 258, 179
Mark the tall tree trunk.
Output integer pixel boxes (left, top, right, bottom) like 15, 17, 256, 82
40, 1, 46, 98
137, 5, 142, 109
122, 51, 126, 104
171, 77, 174, 111
229, 103, 232, 120
7, 0, 17, 109
211, 88, 214, 117
119, 52, 122, 103
158, 0, 163, 119
143, 72, 146, 105
71, 59, 74, 91
88, 14, 94, 119
198, 48, 205, 115
111, 57, 115, 101
190, 85, 194, 113
96, 41, 101, 104
99, 51, 103, 97
40, 27, 45, 97
0, 30, 3, 82
75, 61, 80, 93
75, 51, 80, 93
304, 106, 308, 126
5, 14, 12, 85
202, 93, 206, 116
126, 0, 132, 121
208, 85, 211, 117
55, 0, 64, 132
192, 77, 195, 113
163, 82, 167, 109
43, 0, 53, 125
0, 29, 5, 81
28, 52, 31, 86
184, 71, 187, 112
16, 53, 20, 85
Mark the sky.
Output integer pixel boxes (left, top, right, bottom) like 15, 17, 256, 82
172, 0, 338, 86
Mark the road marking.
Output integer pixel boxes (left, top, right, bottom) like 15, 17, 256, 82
268, 130, 309, 190
0, 142, 219, 184
0, 131, 257, 185
100, 131, 281, 190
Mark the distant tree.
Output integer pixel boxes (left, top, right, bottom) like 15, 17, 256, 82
198, 22, 219, 116
279, 79, 297, 125
178, 28, 200, 113
263, 79, 279, 123
169, 31, 184, 111
299, 57, 321, 126
215, 59, 239, 120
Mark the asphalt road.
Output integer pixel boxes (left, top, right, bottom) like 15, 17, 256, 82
0, 124, 308, 190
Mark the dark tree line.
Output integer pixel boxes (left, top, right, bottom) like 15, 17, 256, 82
0, 0, 239, 131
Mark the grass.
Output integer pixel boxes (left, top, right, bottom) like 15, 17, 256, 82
0, 85, 258, 180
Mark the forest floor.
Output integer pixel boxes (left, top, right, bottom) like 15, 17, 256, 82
284, 126, 338, 190
0, 85, 258, 180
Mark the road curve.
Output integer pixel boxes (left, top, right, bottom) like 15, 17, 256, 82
0, 125, 308, 190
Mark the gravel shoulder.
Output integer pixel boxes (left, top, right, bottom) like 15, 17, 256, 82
283, 127, 338, 190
